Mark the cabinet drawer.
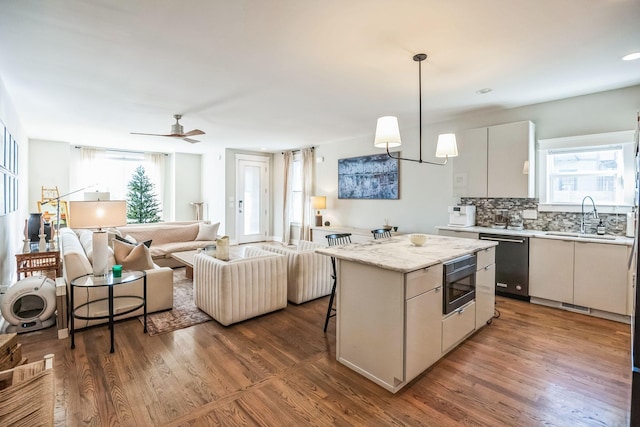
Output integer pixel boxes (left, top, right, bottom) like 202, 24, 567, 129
406, 264, 443, 299
442, 301, 476, 353
476, 247, 495, 270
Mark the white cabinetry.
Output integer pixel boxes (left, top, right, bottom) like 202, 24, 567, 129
475, 247, 496, 326
442, 301, 476, 353
437, 229, 479, 240
453, 120, 535, 198
529, 238, 574, 303
573, 242, 628, 315
529, 238, 629, 315
405, 265, 443, 381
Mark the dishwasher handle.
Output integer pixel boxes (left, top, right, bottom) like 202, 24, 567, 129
480, 236, 526, 244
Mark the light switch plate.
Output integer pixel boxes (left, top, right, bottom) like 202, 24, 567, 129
522, 209, 538, 220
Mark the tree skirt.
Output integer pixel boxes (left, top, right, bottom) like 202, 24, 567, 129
139, 268, 212, 336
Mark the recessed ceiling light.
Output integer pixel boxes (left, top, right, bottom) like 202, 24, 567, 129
622, 52, 640, 61
476, 88, 492, 94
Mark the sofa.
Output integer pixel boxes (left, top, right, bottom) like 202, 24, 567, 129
193, 246, 287, 326
114, 221, 220, 268
59, 227, 174, 328
262, 241, 332, 304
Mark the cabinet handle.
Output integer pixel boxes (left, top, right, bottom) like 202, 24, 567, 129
484, 264, 494, 271
458, 308, 465, 314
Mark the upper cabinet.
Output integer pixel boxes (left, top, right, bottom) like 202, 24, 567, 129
453, 120, 535, 198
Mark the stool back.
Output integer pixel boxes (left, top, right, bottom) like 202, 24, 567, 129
371, 228, 392, 239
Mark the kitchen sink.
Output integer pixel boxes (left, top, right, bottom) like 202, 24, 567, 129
545, 231, 617, 240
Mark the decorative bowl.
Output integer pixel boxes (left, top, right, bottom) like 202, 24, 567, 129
409, 233, 428, 246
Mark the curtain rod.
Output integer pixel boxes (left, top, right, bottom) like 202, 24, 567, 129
74, 145, 169, 156
281, 146, 315, 155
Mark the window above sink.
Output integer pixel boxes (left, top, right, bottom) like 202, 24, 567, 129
538, 130, 635, 210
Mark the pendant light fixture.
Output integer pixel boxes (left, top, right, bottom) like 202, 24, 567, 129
374, 53, 458, 165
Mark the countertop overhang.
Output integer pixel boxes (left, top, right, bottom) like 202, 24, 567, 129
315, 234, 497, 273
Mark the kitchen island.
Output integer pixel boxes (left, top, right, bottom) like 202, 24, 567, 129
316, 234, 497, 393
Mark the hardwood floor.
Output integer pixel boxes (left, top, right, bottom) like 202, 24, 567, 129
19, 293, 632, 426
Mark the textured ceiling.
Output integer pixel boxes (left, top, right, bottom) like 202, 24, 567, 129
0, 0, 639, 154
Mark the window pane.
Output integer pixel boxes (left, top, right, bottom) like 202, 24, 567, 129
547, 147, 624, 204
243, 165, 261, 234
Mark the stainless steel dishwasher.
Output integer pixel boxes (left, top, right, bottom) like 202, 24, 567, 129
478, 233, 530, 301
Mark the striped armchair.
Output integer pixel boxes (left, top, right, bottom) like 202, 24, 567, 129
193, 247, 287, 326
262, 241, 332, 304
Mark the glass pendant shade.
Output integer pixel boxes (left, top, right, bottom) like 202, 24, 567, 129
435, 133, 459, 158
374, 116, 402, 148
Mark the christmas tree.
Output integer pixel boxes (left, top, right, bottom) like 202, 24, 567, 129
126, 165, 161, 223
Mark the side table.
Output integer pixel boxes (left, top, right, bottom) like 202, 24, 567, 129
15, 248, 62, 280
70, 270, 147, 353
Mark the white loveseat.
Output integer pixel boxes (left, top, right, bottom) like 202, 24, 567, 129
59, 227, 174, 328
193, 247, 287, 326
262, 241, 332, 304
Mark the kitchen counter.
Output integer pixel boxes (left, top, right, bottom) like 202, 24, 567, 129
435, 225, 633, 246
315, 234, 497, 273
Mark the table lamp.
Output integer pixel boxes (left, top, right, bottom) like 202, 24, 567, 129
68, 200, 127, 275
311, 196, 326, 227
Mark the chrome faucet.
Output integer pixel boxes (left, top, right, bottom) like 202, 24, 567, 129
581, 196, 598, 234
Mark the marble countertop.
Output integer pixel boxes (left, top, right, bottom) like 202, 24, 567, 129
435, 225, 634, 246
315, 234, 497, 273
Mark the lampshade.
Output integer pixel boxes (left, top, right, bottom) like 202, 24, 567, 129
311, 196, 326, 210
68, 201, 127, 230
435, 133, 459, 158
373, 116, 402, 148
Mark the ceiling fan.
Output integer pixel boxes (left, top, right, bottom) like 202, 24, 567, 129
131, 114, 205, 143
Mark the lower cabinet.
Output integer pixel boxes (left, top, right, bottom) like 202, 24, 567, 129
405, 286, 443, 382
529, 238, 574, 303
442, 301, 476, 353
475, 247, 496, 327
530, 238, 630, 315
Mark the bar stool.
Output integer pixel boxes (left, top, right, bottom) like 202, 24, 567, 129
371, 228, 392, 239
324, 233, 352, 332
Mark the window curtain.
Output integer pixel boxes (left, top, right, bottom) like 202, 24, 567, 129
281, 151, 293, 244
144, 152, 165, 218
71, 147, 107, 198
300, 147, 314, 241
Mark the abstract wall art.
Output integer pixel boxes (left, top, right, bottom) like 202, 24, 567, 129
338, 153, 399, 199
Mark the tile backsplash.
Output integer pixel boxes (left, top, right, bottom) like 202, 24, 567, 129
459, 197, 629, 236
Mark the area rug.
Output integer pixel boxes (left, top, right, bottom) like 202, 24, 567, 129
139, 268, 212, 336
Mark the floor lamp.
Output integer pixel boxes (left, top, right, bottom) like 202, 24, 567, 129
68, 200, 127, 276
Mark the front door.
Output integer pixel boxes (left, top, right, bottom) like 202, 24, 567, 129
236, 154, 269, 244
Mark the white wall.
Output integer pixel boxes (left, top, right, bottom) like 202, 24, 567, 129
277, 84, 640, 236
173, 153, 202, 221
28, 140, 70, 212
201, 148, 226, 233
0, 76, 28, 287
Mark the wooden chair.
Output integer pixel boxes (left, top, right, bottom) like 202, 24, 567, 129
0, 354, 55, 426
371, 228, 392, 239
324, 233, 352, 332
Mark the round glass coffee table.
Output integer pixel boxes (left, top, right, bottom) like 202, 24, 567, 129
70, 270, 147, 353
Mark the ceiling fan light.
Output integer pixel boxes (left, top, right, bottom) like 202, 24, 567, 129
374, 116, 402, 148
435, 133, 458, 158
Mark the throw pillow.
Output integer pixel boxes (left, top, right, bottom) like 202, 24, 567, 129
115, 234, 152, 248
113, 239, 154, 271
195, 222, 220, 241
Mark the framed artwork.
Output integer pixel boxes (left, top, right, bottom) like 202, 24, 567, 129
38, 200, 69, 228
1, 124, 6, 171
338, 153, 399, 199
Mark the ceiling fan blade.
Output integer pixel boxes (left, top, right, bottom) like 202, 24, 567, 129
182, 137, 200, 144
130, 132, 172, 137
183, 129, 205, 137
